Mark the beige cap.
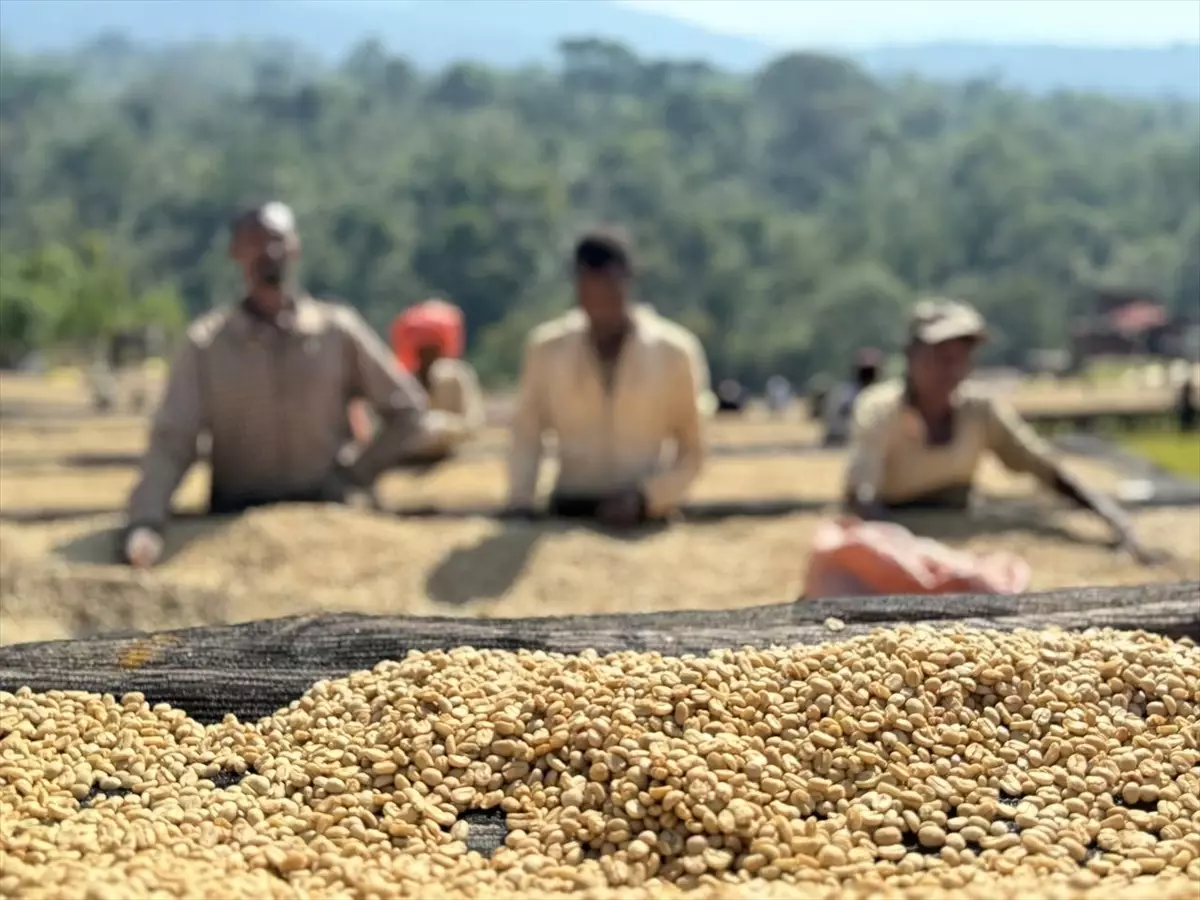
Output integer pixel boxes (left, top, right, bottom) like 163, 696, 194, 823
908, 298, 987, 345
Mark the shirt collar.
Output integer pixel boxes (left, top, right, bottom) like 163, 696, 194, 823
568, 303, 658, 338
233, 293, 324, 336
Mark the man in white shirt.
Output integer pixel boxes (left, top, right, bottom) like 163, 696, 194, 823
506, 230, 710, 528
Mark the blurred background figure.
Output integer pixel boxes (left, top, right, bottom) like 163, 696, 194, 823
806, 373, 833, 422
1179, 372, 1197, 432
765, 374, 793, 417
715, 378, 747, 414
822, 347, 884, 447
349, 298, 484, 460
89, 326, 163, 414
392, 298, 465, 380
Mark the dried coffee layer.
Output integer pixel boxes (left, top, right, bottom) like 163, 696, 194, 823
3, 625, 1199, 899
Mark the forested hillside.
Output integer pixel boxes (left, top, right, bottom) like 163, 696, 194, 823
1, 38, 1198, 384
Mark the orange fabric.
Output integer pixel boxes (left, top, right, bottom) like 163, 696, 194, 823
390, 300, 465, 374
803, 517, 1031, 599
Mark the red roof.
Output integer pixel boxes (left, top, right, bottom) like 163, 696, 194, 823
1107, 300, 1167, 335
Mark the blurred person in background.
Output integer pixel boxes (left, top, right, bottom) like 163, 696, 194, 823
806, 373, 832, 422
1179, 372, 1197, 432
90, 328, 152, 413
123, 201, 448, 569
715, 378, 747, 414
765, 374, 793, 417
506, 229, 709, 528
822, 347, 884, 447
348, 298, 484, 459
844, 298, 1160, 564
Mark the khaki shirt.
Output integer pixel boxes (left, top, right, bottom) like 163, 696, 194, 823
507, 307, 710, 517
845, 379, 1060, 506
127, 297, 428, 527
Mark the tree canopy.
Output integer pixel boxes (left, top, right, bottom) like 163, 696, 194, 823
1, 37, 1197, 383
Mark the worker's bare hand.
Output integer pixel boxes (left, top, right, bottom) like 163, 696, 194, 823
125, 527, 164, 569
597, 491, 644, 528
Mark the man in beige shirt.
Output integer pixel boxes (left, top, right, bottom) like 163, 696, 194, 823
506, 230, 709, 528
124, 202, 440, 568
845, 299, 1158, 562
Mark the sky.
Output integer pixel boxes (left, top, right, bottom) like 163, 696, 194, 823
621, 0, 1200, 48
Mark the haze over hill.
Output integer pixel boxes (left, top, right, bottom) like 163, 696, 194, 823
1, 0, 1198, 99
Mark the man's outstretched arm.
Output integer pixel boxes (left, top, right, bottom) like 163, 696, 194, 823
124, 339, 205, 566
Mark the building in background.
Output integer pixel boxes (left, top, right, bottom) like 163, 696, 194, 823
1070, 289, 1191, 363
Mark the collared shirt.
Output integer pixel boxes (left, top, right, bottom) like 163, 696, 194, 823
127, 295, 428, 528
506, 306, 710, 517
845, 379, 1061, 506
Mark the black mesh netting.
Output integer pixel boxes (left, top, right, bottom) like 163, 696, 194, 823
1, 581, 1197, 854
2, 583, 1196, 725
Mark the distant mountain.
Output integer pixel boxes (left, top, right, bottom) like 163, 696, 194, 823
1, 0, 1197, 100
0, 0, 770, 70
860, 42, 1200, 101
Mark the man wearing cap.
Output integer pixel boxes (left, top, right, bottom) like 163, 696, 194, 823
844, 298, 1160, 563
822, 348, 885, 447
506, 229, 710, 528
123, 201, 441, 568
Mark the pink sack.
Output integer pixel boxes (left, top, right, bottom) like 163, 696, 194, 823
803, 517, 1031, 599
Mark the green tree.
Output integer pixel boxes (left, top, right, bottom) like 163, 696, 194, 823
0, 38, 1196, 385
807, 263, 913, 374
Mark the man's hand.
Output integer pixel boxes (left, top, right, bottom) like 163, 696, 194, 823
324, 462, 381, 509
597, 490, 645, 528
124, 527, 164, 569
